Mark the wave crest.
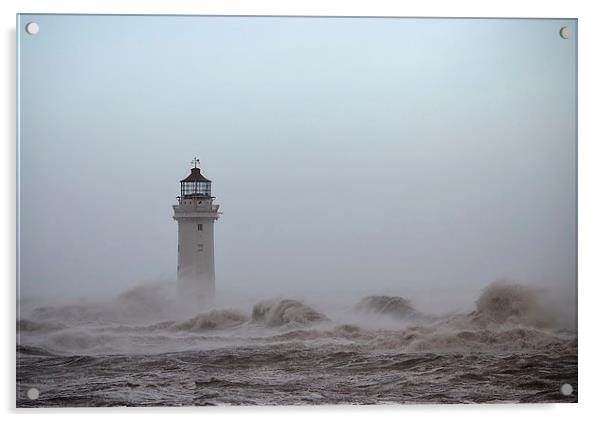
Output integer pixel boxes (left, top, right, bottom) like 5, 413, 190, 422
252, 299, 328, 327
401, 327, 576, 353
169, 310, 248, 332
354, 295, 417, 319
472, 281, 538, 326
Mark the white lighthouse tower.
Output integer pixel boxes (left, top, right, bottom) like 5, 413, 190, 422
173, 158, 220, 307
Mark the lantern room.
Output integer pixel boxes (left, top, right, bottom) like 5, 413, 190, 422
180, 160, 212, 198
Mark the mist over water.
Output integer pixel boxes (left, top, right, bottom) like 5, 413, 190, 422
17, 278, 577, 405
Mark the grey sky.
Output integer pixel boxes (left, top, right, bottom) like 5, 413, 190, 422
18, 16, 576, 300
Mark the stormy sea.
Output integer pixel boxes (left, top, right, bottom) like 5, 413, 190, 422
16, 281, 577, 407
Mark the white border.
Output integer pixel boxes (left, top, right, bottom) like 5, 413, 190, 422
3, 1, 600, 421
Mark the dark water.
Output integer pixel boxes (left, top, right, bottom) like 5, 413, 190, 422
16, 283, 578, 406
17, 344, 577, 406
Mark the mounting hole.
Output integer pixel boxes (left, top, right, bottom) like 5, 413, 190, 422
25, 22, 39, 35
559, 26, 570, 39
27, 387, 40, 400
560, 383, 573, 396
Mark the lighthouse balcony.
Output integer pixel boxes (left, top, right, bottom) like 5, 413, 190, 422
174, 201, 219, 211
173, 201, 220, 219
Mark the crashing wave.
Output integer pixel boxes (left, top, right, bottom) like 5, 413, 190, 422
168, 310, 248, 332
400, 327, 576, 353
252, 299, 328, 327
18, 280, 576, 356
470, 280, 538, 326
354, 295, 418, 319
263, 324, 373, 343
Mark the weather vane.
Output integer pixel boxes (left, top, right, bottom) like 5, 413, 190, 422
191, 157, 200, 168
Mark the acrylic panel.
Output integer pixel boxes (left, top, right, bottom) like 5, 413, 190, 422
16, 15, 577, 406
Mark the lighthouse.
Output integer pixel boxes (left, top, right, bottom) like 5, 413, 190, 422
173, 158, 220, 307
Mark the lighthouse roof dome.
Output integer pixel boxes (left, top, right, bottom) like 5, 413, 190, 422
180, 167, 211, 183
